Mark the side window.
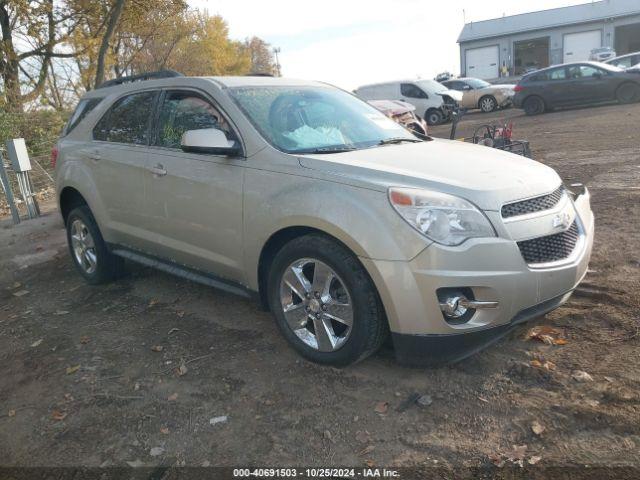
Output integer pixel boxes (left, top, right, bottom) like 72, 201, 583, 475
65, 98, 103, 135
567, 65, 602, 79
93, 91, 156, 144
549, 68, 567, 80
612, 57, 632, 68
155, 91, 235, 149
400, 83, 428, 99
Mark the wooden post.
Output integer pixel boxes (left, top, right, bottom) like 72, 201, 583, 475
0, 151, 21, 224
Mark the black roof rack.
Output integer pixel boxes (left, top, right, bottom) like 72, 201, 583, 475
97, 70, 184, 89
245, 72, 274, 77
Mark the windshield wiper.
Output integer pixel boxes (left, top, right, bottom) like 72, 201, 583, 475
301, 145, 357, 154
378, 137, 422, 146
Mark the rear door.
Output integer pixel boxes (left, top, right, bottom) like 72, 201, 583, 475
90, 90, 158, 250
144, 89, 246, 283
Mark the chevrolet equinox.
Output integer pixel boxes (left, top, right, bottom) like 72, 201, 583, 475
54, 71, 594, 366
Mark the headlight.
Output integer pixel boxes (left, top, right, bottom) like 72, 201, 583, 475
388, 187, 496, 246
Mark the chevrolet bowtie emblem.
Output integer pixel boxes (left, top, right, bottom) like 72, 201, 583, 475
552, 212, 572, 229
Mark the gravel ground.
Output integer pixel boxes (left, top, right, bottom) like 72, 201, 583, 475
1, 102, 639, 478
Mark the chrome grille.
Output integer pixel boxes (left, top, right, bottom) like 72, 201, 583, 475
502, 186, 565, 219
517, 221, 580, 264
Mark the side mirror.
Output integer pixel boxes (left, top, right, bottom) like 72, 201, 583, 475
180, 129, 241, 156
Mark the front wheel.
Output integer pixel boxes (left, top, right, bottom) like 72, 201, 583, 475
523, 96, 545, 115
616, 82, 640, 104
267, 234, 387, 366
425, 109, 443, 126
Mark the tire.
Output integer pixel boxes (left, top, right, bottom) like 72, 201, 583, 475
267, 234, 387, 367
66, 206, 124, 285
616, 82, 640, 104
479, 95, 497, 113
425, 109, 443, 126
522, 96, 545, 115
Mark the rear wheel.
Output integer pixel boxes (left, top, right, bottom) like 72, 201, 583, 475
479, 95, 497, 113
523, 96, 545, 115
267, 234, 386, 366
66, 206, 124, 285
616, 82, 640, 104
425, 109, 443, 126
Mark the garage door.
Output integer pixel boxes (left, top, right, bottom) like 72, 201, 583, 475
563, 30, 601, 63
466, 46, 499, 79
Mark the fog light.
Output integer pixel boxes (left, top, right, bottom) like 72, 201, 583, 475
437, 288, 499, 324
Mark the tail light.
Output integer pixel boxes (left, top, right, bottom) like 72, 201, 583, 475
51, 146, 58, 168
514, 85, 524, 93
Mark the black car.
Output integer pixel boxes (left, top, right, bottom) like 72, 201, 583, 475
513, 62, 640, 115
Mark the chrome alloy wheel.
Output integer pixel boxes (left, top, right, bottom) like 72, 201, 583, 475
279, 258, 353, 352
70, 219, 97, 274
481, 97, 495, 112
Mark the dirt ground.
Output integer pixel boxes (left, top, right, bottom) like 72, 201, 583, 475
1, 102, 639, 477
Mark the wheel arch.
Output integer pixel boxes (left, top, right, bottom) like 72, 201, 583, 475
59, 186, 89, 225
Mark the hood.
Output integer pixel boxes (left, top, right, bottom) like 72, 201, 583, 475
489, 84, 516, 90
436, 89, 463, 102
298, 139, 561, 211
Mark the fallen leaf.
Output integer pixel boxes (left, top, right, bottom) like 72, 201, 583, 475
209, 415, 228, 425
167, 393, 178, 401
488, 453, 505, 468
8, 409, 16, 417
355, 431, 369, 443
359, 445, 375, 456
51, 410, 67, 421
13, 290, 29, 297
364, 459, 375, 468
148, 299, 159, 307
54, 310, 69, 316
585, 399, 600, 408
528, 455, 542, 465
177, 363, 188, 376
526, 326, 566, 345
478, 396, 489, 403
160, 427, 169, 435
66, 365, 80, 375
151, 345, 163, 352
530, 359, 542, 368
323, 430, 333, 442
149, 446, 164, 457
126, 459, 145, 468
554, 338, 568, 345
531, 420, 545, 435
572, 370, 594, 382
509, 444, 527, 461
374, 401, 389, 414
30, 339, 43, 348
416, 395, 433, 407
79, 336, 90, 344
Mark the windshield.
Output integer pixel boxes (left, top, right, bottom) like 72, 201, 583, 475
228, 86, 417, 154
466, 78, 491, 89
416, 79, 447, 93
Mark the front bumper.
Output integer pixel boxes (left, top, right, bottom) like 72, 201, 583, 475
360, 188, 594, 365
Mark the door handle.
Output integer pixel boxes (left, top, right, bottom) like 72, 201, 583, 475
149, 164, 167, 177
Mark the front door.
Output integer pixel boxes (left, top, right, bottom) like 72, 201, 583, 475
145, 89, 245, 283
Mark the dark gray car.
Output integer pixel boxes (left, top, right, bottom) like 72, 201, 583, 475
513, 62, 640, 115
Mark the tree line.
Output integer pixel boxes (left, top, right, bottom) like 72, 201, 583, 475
0, 0, 279, 113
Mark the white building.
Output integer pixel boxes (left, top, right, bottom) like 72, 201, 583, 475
458, 0, 640, 79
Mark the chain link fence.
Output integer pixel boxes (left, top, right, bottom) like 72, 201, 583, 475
0, 111, 64, 219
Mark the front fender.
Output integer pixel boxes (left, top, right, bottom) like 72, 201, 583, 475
242, 168, 430, 290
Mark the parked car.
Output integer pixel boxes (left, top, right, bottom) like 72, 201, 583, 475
354, 80, 460, 126
55, 71, 594, 367
513, 61, 640, 115
604, 51, 640, 69
589, 46, 616, 62
441, 77, 515, 113
367, 100, 428, 136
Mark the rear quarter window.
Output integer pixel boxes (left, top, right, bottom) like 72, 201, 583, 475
64, 98, 103, 135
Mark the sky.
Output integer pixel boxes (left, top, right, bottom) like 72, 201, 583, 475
188, 0, 592, 90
